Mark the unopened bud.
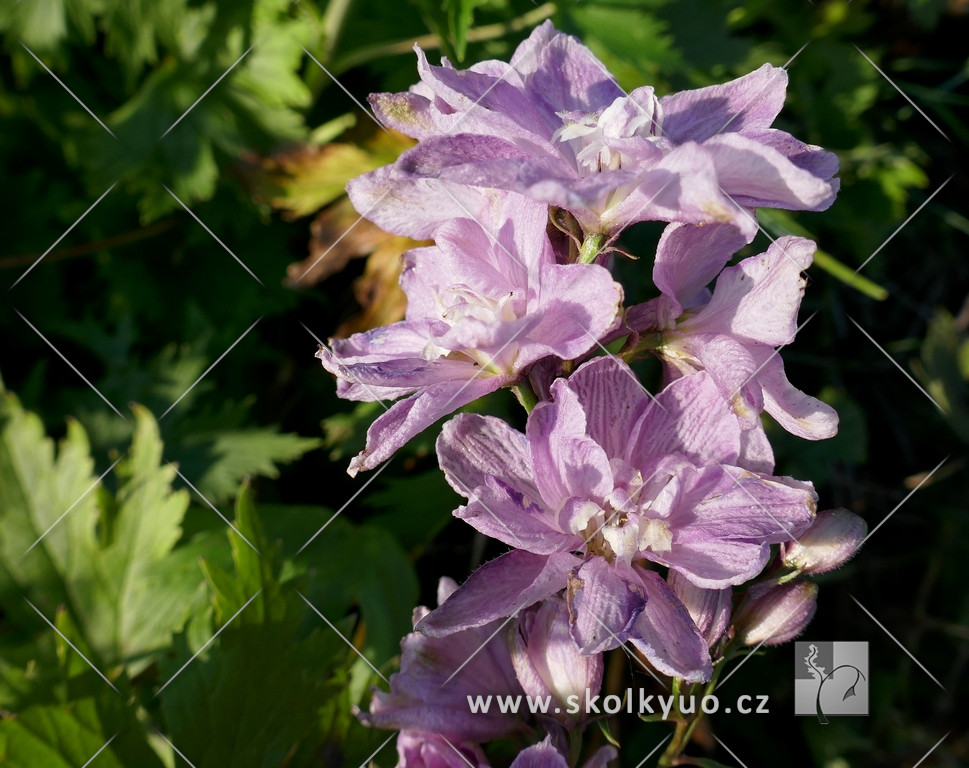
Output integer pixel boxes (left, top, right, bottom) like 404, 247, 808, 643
734, 581, 817, 646
782, 509, 866, 575
511, 595, 603, 722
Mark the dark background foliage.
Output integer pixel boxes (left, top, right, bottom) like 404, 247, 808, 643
0, 0, 966, 765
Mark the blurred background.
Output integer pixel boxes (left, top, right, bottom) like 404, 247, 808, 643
0, 0, 966, 766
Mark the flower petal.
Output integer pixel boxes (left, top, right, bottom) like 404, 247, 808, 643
660, 63, 788, 143
565, 357, 649, 460
653, 222, 751, 312
417, 550, 581, 636
567, 558, 646, 655
755, 348, 839, 439
632, 371, 742, 467
630, 568, 712, 682
527, 382, 614, 509
455, 476, 577, 555
437, 413, 538, 500
704, 132, 838, 211
685, 236, 814, 346
349, 375, 509, 475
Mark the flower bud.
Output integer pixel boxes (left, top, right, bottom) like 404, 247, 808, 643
397, 731, 489, 768
782, 509, 866, 574
734, 581, 817, 646
667, 571, 731, 647
511, 595, 603, 723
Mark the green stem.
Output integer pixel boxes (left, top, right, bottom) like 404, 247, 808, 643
577, 233, 605, 264
657, 643, 738, 766
513, 381, 538, 413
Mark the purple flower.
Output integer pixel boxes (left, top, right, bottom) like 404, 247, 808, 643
359, 577, 526, 742
511, 595, 603, 725
319, 192, 622, 475
510, 736, 616, 768
419, 356, 817, 681
349, 21, 838, 241
734, 580, 818, 646
781, 508, 866, 574
631, 222, 838, 442
395, 732, 490, 768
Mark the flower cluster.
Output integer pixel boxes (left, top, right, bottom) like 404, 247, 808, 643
319, 22, 864, 767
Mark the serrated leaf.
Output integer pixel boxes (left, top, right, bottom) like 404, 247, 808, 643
0, 393, 201, 677
0, 696, 164, 768
171, 428, 322, 504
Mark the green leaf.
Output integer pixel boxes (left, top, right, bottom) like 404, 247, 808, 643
158, 485, 348, 768
172, 428, 322, 504
0, 393, 202, 677
913, 309, 969, 443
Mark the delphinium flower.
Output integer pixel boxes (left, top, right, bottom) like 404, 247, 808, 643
626, 222, 838, 442
348, 20, 838, 250
358, 578, 527, 743
318, 191, 622, 475
509, 736, 616, 768
418, 356, 817, 681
